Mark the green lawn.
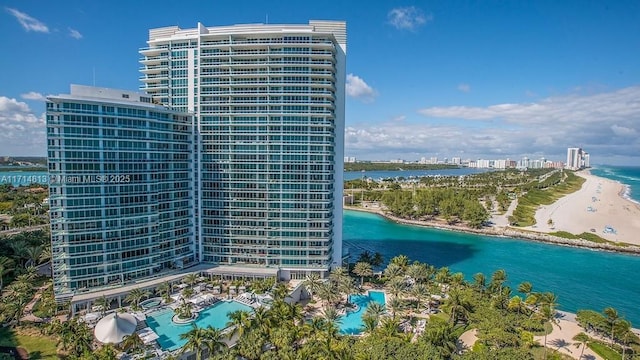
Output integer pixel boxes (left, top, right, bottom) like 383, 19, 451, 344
511, 171, 585, 227
0, 326, 59, 359
588, 341, 622, 360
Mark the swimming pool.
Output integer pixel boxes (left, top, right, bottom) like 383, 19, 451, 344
339, 290, 386, 335
140, 297, 162, 310
146, 300, 253, 351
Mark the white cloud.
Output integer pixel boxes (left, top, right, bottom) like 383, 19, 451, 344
611, 124, 637, 137
388, 6, 432, 31
20, 92, 46, 101
5, 8, 49, 33
346, 74, 377, 102
345, 86, 640, 162
68, 28, 83, 39
0, 96, 46, 155
391, 115, 406, 122
457, 84, 471, 93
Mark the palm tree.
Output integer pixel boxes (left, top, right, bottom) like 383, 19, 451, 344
38, 244, 51, 264
518, 281, 533, 299
0, 256, 14, 290
94, 296, 111, 316
202, 326, 226, 358
125, 288, 150, 311
389, 255, 409, 269
435, 267, 451, 284
353, 262, 373, 286
183, 273, 199, 289
473, 272, 486, 293
24, 245, 43, 267
410, 283, 429, 312
180, 325, 206, 360
443, 289, 471, 325
158, 281, 173, 303
572, 332, 590, 359
508, 295, 525, 314
450, 272, 465, 289
226, 310, 252, 339
321, 306, 343, 327
176, 299, 194, 320
302, 273, 323, 298
615, 319, 632, 359
371, 252, 384, 268
317, 281, 340, 306
423, 320, 458, 358
182, 286, 195, 300
383, 262, 404, 279
251, 306, 272, 335
378, 316, 401, 337
387, 296, 404, 319
603, 307, 620, 346
406, 262, 428, 283
364, 302, 386, 322
387, 277, 406, 298
361, 314, 378, 334
121, 332, 144, 353
489, 269, 507, 294
535, 304, 560, 360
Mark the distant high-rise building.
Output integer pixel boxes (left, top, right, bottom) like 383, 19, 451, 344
566, 147, 589, 170
451, 157, 461, 165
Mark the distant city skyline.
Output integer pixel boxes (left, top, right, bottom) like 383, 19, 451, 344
1, 1, 639, 165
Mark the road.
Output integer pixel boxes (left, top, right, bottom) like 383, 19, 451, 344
0, 224, 48, 236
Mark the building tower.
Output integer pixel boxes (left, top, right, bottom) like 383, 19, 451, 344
140, 21, 346, 280
46, 85, 194, 301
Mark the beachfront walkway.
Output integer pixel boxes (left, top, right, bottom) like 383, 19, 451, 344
534, 313, 602, 360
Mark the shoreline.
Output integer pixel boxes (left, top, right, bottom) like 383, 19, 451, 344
344, 205, 640, 256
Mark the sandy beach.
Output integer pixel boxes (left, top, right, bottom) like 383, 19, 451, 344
524, 170, 640, 246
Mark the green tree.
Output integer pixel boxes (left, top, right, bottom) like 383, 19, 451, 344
93, 296, 111, 316
353, 261, 373, 286
572, 332, 590, 360
121, 332, 144, 353
535, 304, 560, 360
302, 273, 323, 298
180, 325, 207, 360
0, 256, 14, 290
603, 307, 620, 346
125, 288, 150, 311
226, 309, 252, 339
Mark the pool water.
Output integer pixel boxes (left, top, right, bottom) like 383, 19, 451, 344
146, 300, 253, 351
339, 290, 386, 335
140, 298, 162, 310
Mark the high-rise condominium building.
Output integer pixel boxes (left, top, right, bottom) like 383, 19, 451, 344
140, 21, 346, 281
566, 147, 589, 170
47, 85, 194, 301
48, 20, 346, 301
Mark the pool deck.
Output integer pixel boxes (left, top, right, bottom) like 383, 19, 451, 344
71, 264, 278, 313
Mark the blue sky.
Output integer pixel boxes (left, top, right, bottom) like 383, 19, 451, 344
1, 0, 639, 165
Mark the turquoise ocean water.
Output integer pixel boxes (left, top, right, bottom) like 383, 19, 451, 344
344, 209, 640, 326
590, 165, 640, 203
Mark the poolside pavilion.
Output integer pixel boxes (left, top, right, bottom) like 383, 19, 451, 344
69, 264, 279, 315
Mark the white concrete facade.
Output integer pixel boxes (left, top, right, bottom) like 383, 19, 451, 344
140, 21, 346, 280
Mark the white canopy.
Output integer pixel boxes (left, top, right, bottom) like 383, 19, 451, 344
94, 312, 137, 344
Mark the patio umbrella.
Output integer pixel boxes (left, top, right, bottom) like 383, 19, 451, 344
94, 312, 137, 344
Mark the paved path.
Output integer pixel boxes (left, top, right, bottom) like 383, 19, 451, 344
534, 317, 603, 360
20, 284, 49, 323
